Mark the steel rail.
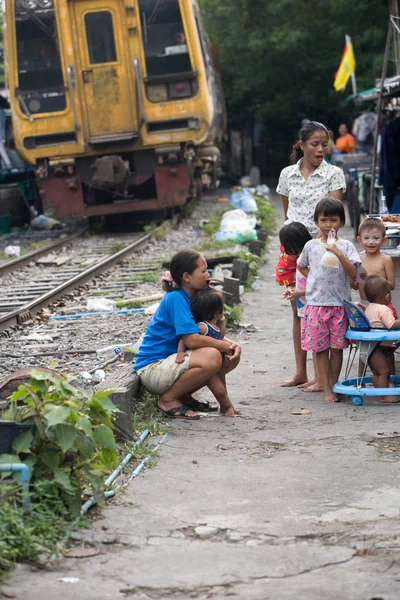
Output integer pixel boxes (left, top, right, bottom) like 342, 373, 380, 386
0, 228, 87, 276
0, 231, 152, 333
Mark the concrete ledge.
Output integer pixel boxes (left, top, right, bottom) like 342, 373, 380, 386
96, 364, 141, 441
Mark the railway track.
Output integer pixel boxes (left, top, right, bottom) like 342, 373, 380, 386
0, 230, 152, 334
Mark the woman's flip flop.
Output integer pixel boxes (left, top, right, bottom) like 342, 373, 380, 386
158, 405, 200, 420
183, 399, 218, 412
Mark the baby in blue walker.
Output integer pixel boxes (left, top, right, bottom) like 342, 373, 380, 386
363, 274, 400, 403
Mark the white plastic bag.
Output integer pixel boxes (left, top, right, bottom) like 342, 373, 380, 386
4, 245, 21, 257
230, 189, 258, 213
320, 229, 340, 268
86, 297, 116, 312
217, 209, 257, 244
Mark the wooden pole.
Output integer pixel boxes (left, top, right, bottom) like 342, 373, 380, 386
369, 19, 393, 214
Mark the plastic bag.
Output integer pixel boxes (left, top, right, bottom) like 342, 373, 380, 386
31, 214, 63, 230
217, 209, 258, 244
255, 184, 271, 199
4, 245, 21, 257
86, 297, 116, 311
320, 229, 340, 268
230, 189, 258, 213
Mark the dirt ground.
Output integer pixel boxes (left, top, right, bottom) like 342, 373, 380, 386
6, 193, 400, 599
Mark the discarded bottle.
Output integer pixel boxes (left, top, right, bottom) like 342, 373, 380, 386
380, 192, 389, 216
96, 343, 134, 360
93, 369, 106, 382
81, 371, 92, 384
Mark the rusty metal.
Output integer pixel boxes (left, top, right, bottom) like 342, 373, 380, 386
0, 229, 87, 277
0, 232, 151, 333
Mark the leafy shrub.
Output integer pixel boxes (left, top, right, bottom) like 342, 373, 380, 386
1, 371, 119, 516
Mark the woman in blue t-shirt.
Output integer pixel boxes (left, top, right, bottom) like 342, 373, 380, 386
135, 249, 241, 420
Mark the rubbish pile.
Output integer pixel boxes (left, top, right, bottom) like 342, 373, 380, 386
215, 184, 271, 245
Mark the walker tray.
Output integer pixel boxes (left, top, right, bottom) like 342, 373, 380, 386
333, 328, 400, 406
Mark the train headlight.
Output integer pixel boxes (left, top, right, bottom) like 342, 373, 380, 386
38, 0, 54, 8
22, 0, 38, 9
146, 84, 168, 103
28, 99, 41, 113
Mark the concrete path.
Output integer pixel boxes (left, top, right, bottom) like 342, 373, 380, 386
8, 194, 400, 599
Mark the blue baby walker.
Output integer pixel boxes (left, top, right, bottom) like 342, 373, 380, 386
333, 300, 400, 406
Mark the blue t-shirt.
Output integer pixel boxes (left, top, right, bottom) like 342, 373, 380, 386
135, 289, 200, 370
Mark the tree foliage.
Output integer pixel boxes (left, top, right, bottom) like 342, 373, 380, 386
200, 0, 389, 172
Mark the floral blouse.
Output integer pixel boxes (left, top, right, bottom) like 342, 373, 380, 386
277, 159, 346, 235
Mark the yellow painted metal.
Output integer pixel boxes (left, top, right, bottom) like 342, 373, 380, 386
5, 0, 220, 165
71, 0, 137, 138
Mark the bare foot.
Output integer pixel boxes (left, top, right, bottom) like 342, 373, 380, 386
280, 375, 308, 387
302, 382, 324, 393
324, 393, 338, 403
220, 405, 241, 417
298, 379, 316, 389
380, 396, 400, 403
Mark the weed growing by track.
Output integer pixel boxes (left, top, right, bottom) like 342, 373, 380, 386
144, 221, 171, 240
117, 272, 160, 283
224, 304, 243, 329
132, 389, 172, 436
0, 481, 74, 578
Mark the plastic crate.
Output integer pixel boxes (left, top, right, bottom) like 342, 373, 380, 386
0, 214, 10, 235
0, 421, 32, 454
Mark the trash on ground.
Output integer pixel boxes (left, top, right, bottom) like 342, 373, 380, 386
96, 343, 135, 360
81, 371, 92, 384
26, 332, 54, 342
4, 245, 21, 257
65, 547, 102, 558
31, 214, 63, 230
57, 577, 80, 584
230, 189, 258, 213
216, 209, 257, 244
86, 297, 116, 312
255, 184, 271, 198
93, 369, 106, 382
291, 409, 312, 415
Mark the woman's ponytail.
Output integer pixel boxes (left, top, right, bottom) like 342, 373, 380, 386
290, 141, 302, 164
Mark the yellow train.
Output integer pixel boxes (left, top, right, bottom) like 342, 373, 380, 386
4, 0, 225, 220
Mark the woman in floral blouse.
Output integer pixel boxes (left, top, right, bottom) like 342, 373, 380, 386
276, 121, 346, 390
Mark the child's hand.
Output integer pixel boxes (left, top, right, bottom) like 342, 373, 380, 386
326, 243, 341, 256
284, 287, 302, 300
175, 351, 187, 364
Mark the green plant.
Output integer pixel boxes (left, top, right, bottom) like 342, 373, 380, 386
0, 480, 74, 576
197, 238, 236, 252
117, 272, 160, 283
132, 389, 172, 436
108, 242, 124, 254
116, 300, 143, 309
255, 196, 276, 234
224, 304, 243, 329
237, 249, 260, 289
152, 220, 171, 240
200, 214, 223, 236
0, 371, 119, 515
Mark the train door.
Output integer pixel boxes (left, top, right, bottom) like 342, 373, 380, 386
72, 0, 137, 142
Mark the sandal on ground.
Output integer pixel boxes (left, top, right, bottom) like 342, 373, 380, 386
183, 399, 218, 412
158, 405, 200, 420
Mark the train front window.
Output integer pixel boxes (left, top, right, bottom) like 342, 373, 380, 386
85, 12, 117, 65
15, 10, 66, 115
138, 0, 192, 77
